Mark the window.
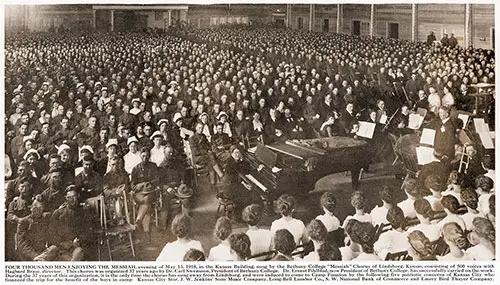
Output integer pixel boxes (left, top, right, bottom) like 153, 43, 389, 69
361, 22, 370, 36
297, 17, 304, 30
155, 11, 163, 21
210, 17, 218, 26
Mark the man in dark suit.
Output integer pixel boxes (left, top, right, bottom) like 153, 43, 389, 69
433, 106, 458, 161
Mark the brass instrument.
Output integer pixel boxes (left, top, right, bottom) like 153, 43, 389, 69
458, 144, 472, 174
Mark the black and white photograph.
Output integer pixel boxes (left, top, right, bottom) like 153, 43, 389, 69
2, 1, 496, 266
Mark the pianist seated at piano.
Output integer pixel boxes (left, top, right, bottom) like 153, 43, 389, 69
218, 146, 260, 217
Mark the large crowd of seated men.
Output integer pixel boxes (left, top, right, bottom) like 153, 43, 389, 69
4, 23, 495, 261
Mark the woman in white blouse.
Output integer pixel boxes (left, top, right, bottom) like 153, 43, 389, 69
466, 217, 495, 260
270, 194, 307, 246
303, 219, 328, 261
208, 216, 234, 261
342, 191, 372, 229
228, 233, 252, 261
347, 220, 381, 261
156, 214, 203, 261
242, 204, 272, 259
438, 222, 472, 261
315, 192, 341, 232
408, 198, 441, 242
460, 187, 485, 231
374, 206, 409, 260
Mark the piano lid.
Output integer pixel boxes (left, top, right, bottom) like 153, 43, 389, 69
267, 137, 367, 160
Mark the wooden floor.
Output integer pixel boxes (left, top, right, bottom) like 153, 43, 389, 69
114, 163, 405, 261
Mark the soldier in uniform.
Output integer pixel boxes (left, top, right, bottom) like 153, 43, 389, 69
15, 200, 52, 261
74, 155, 103, 202
38, 168, 67, 212
130, 147, 159, 242
49, 187, 97, 261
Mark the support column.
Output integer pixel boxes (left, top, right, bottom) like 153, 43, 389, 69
309, 4, 315, 32
369, 4, 375, 37
92, 9, 96, 30
336, 4, 342, 33
168, 10, 172, 27
465, 4, 473, 48
110, 10, 114, 32
286, 4, 291, 28
411, 4, 418, 42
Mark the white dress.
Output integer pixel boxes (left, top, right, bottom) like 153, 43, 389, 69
437, 214, 466, 231
370, 206, 389, 226
465, 244, 495, 261
270, 217, 305, 246
156, 239, 203, 262
397, 198, 417, 219
423, 195, 444, 212
315, 213, 341, 232
478, 193, 493, 216
408, 222, 441, 242
342, 213, 372, 229
461, 211, 485, 231
208, 243, 235, 261
246, 228, 272, 258
373, 230, 409, 260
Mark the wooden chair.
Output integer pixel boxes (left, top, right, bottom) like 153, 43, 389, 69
92, 192, 136, 261
216, 197, 235, 218
85, 195, 106, 261
184, 141, 209, 187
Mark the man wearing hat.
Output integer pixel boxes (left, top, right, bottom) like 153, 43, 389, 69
49, 187, 96, 261
130, 147, 160, 242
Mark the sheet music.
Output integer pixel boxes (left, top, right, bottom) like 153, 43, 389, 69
419, 128, 436, 146
408, 114, 424, 130
457, 113, 469, 129
478, 132, 495, 149
416, 146, 436, 165
245, 174, 268, 192
473, 118, 490, 133
458, 130, 473, 145
356, 121, 376, 139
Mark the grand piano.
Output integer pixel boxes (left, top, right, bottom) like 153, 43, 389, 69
239, 136, 368, 206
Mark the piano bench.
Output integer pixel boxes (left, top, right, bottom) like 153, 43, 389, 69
217, 198, 235, 218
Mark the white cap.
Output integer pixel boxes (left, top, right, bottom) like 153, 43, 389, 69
106, 138, 119, 149
173, 113, 183, 123
23, 149, 40, 160
127, 136, 139, 145
56, 143, 71, 155
150, 131, 163, 140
